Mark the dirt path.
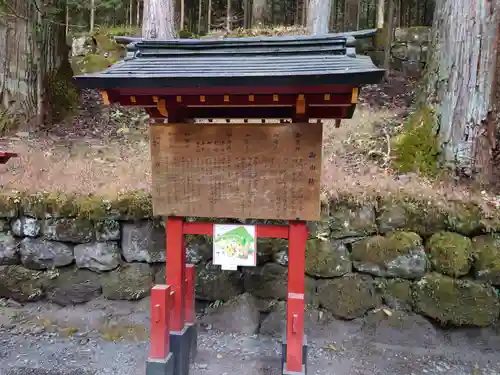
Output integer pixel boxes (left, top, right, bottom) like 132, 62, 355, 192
1, 298, 499, 375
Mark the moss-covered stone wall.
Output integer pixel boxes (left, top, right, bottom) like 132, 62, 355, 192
1, 190, 500, 328
358, 26, 431, 77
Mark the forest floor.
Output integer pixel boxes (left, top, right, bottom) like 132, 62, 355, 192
0, 70, 498, 208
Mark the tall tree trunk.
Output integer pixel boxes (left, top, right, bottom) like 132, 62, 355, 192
129, 0, 134, 26
376, 0, 384, 29
198, 0, 203, 33
90, 0, 95, 32
307, 0, 331, 34
207, 0, 212, 31
402, 0, 499, 182
252, 0, 268, 26
136, 0, 141, 26
243, 0, 249, 28
142, 0, 177, 39
180, 0, 185, 30
65, 2, 69, 36
302, 0, 308, 26
0, 0, 74, 129
383, 0, 395, 79
226, 0, 231, 31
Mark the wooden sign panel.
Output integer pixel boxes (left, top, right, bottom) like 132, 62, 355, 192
150, 122, 322, 221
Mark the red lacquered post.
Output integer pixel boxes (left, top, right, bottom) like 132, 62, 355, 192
149, 285, 171, 360
166, 217, 186, 332
184, 264, 196, 324
285, 221, 308, 373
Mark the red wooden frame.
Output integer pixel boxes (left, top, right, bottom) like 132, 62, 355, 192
157, 217, 308, 373
149, 285, 172, 360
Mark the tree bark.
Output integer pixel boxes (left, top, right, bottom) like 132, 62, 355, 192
136, 0, 141, 26
90, 0, 95, 32
198, 0, 203, 33
418, 0, 499, 180
180, 0, 184, 30
207, 0, 212, 31
252, 0, 268, 26
383, 0, 395, 79
142, 0, 177, 39
376, 0, 384, 29
0, 0, 73, 128
226, 0, 231, 31
307, 0, 331, 34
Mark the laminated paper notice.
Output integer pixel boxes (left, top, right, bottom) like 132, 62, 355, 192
150, 122, 323, 220
213, 224, 256, 270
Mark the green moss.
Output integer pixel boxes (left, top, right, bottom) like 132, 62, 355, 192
413, 272, 500, 327
445, 201, 484, 236
472, 234, 500, 283
393, 106, 441, 177
382, 278, 414, 310
0, 192, 20, 218
72, 54, 114, 75
110, 190, 152, 220
178, 30, 198, 39
46, 59, 79, 122
427, 232, 472, 277
377, 195, 448, 236
352, 232, 422, 263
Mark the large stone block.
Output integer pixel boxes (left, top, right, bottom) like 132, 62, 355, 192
45, 267, 102, 306
74, 241, 121, 272
472, 234, 500, 285
413, 273, 500, 327
95, 219, 121, 241
121, 220, 166, 263
19, 238, 74, 270
351, 232, 428, 279
42, 218, 94, 243
11, 217, 41, 237
0, 265, 48, 302
0, 233, 19, 265
329, 201, 377, 239
202, 293, 260, 334
243, 263, 315, 304
427, 232, 472, 277
305, 238, 351, 278
100, 263, 153, 300
195, 260, 244, 301
316, 273, 381, 319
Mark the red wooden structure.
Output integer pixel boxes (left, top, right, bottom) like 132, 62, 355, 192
74, 33, 383, 375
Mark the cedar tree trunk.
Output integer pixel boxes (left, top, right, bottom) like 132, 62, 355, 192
422, 0, 499, 180
0, 0, 74, 129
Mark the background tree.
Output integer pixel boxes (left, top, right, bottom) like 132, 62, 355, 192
0, 0, 74, 128
395, 0, 499, 183
142, 0, 177, 38
307, 0, 331, 34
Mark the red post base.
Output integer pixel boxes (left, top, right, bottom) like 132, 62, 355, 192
148, 217, 308, 375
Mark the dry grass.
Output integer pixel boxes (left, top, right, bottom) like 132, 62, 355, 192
0, 80, 497, 211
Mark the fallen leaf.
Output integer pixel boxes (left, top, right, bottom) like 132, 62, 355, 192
383, 308, 393, 316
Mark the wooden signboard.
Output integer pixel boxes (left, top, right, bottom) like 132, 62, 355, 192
150, 122, 322, 221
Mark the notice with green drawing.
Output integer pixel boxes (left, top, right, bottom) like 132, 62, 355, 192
213, 224, 257, 270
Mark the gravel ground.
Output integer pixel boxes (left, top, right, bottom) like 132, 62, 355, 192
0, 298, 499, 375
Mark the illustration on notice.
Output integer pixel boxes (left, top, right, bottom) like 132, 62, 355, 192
213, 224, 257, 269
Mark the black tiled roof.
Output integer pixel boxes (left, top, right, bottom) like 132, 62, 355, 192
73, 33, 384, 90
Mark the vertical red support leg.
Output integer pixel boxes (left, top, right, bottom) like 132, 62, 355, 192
149, 285, 171, 360
166, 217, 186, 331
166, 217, 191, 375
285, 221, 308, 374
185, 264, 197, 363
146, 285, 174, 375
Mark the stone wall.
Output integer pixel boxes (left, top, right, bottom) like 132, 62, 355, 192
358, 26, 431, 77
1, 191, 500, 330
